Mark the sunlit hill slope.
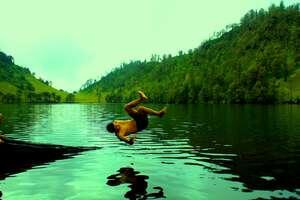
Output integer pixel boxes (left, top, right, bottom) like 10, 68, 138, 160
78, 3, 300, 104
0, 52, 68, 103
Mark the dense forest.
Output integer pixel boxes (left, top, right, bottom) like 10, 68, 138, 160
0, 52, 68, 103
79, 2, 300, 104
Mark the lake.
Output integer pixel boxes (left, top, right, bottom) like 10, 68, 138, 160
0, 104, 300, 200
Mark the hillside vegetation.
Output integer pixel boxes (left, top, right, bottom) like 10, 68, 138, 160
78, 2, 300, 104
0, 52, 68, 103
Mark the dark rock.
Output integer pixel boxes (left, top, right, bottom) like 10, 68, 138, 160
0, 137, 99, 180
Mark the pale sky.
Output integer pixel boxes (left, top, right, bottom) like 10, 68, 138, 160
0, 0, 298, 92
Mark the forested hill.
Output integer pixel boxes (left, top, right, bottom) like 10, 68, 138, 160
79, 3, 300, 104
0, 52, 69, 103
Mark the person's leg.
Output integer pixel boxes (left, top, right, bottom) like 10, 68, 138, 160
124, 91, 148, 115
137, 106, 166, 117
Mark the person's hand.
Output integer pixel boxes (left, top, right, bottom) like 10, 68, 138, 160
128, 137, 134, 145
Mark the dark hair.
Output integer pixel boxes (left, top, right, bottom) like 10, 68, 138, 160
106, 122, 116, 133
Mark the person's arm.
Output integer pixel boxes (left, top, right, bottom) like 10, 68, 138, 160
116, 130, 134, 145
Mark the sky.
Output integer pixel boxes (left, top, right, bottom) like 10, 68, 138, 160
0, 0, 298, 92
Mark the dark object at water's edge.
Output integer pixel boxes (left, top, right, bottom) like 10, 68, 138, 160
0, 137, 99, 180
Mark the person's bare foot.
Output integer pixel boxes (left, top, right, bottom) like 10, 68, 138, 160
138, 91, 148, 101
158, 107, 167, 117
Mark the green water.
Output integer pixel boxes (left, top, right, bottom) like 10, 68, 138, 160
0, 104, 300, 200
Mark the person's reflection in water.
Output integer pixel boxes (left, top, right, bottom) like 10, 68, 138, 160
106, 167, 165, 199
0, 190, 2, 200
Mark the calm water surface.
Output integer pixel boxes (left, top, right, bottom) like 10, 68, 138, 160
0, 104, 300, 200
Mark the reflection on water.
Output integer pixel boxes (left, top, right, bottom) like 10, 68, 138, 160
0, 104, 300, 199
187, 139, 300, 192
183, 105, 300, 193
0, 104, 52, 141
107, 167, 165, 199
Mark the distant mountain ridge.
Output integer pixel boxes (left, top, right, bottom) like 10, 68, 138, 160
0, 51, 69, 103
78, 2, 300, 104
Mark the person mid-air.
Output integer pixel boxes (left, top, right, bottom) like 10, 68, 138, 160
106, 91, 166, 145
